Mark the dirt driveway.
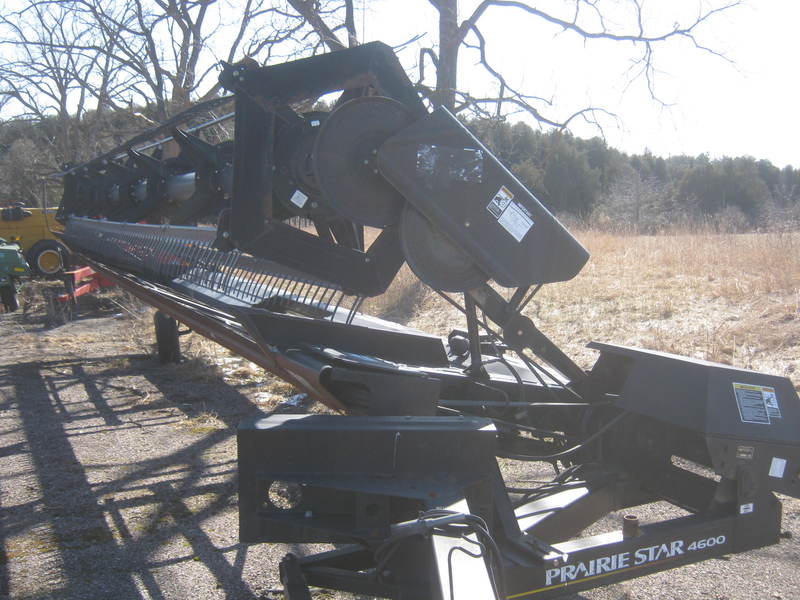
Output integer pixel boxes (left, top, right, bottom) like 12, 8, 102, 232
0, 295, 798, 600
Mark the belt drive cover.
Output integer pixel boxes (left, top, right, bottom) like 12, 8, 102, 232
313, 97, 415, 227
400, 204, 489, 292
377, 107, 590, 287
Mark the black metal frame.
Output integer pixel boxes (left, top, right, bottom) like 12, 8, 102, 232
241, 410, 788, 600
218, 42, 425, 296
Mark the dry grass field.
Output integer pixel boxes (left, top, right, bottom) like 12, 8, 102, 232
404, 229, 800, 388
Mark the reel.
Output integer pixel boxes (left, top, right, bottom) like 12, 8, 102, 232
313, 96, 414, 228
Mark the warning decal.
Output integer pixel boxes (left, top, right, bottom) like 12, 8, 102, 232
733, 383, 780, 425
486, 185, 513, 217
486, 186, 534, 242
290, 189, 308, 208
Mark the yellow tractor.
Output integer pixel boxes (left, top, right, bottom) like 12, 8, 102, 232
0, 204, 70, 277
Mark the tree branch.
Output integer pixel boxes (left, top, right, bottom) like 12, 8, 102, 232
458, 0, 740, 49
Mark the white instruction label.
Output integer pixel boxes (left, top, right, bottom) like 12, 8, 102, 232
486, 186, 534, 242
290, 189, 309, 208
733, 382, 779, 424
769, 457, 787, 479
739, 503, 754, 514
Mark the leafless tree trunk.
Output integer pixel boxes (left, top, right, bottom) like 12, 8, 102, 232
428, 0, 459, 109
286, 0, 358, 52
417, 0, 739, 127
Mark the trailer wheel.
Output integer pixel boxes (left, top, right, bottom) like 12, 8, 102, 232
0, 285, 18, 312
27, 239, 70, 278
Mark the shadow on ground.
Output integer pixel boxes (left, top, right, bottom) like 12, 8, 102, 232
0, 353, 277, 599
0, 349, 597, 600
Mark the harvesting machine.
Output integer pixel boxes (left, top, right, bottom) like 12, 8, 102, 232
54, 43, 800, 599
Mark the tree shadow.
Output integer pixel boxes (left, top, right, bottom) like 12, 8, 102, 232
0, 354, 278, 599
0, 352, 597, 600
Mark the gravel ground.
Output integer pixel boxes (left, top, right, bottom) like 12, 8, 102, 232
0, 294, 798, 600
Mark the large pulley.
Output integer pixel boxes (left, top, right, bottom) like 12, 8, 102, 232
400, 204, 489, 293
312, 96, 414, 227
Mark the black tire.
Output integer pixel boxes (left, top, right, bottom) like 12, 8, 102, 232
27, 239, 70, 278
1, 285, 18, 312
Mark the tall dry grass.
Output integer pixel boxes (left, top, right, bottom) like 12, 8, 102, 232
361, 264, 425, 323
403, 229, 799, 387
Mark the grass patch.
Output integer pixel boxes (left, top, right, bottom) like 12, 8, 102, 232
407, 229, 799, 386
176, 410, 226, 434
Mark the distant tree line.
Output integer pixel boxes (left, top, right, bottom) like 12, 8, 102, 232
1, 110, 798, 233
469, 119, 800, 232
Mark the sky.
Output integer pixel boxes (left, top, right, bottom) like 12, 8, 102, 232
3, 0, 796, 167
357, 0, 800, 168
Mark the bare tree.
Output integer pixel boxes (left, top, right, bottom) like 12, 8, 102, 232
0, 1, 133, 160
594, 165, 674, 232
71, 0, 226, 118
420, 0, 739, 127
272, 0, 738, 131
0, 0, 337, 124
0, 0, 740, 187
284, 0, 359, 52
0, 0, 334, 197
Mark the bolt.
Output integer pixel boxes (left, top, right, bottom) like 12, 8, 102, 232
465, 221, 471, 227
363, 159, 369, 165
373, 169, 379, 174
222, 231, 229, 239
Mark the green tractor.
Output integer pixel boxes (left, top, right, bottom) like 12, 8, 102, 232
0, 236, 30, 312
